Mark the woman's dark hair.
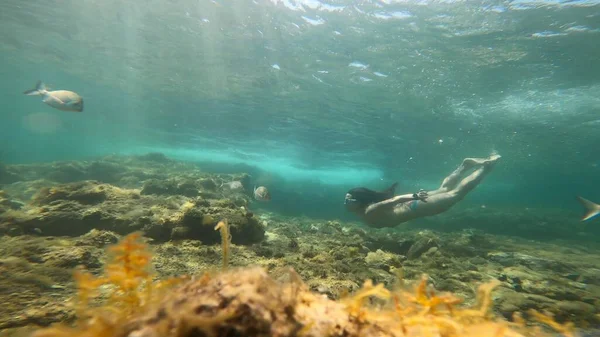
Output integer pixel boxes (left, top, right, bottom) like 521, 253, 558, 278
347, 182, 398, 206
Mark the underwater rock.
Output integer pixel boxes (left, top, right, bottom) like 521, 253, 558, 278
1, 198, 25, 211
169, 226, 191, 240
493, 265, 599, 323
131, 267, 338, 336
41, 246, 102, 269
140, 221, 173, 242
0, 179, 265, 244
198, 190, 221, 200
494, 287, 542, 319
45, 261, 591, 337
175, 179, 202, 197
7, 181, 151, 235
178, 202, 264, 245
0, 236, 92, 329
30, 180, 125, 205
363, 232, 414, 256
2, 179, 58, 202
24, 179, 262, 244
487, 251, 569, 272
1, 220, 599, 333
0, 162, 21, 184
75, 229, 120, 248
0, 191, 24, 214
307, 278, 361, 300
252, 230, 298, 259
0, 181, 148, 238
5, 306, 72, 331
118, 267, 345, 336
364, 249, 403, 270
140, 178, 210, 198
555, 300, 596, 321
45, 162, 88, 183
136, 152, 172, 163
199, 178, 218, 190
140, 179, 181, 196
443, 229, 493, 257
415, 206, 597, 242
85, 161, 126, 183
406, 236, 439, 260
0, 155, 217, 192
579, 268, 600, 284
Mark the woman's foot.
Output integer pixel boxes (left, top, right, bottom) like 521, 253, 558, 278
461, 154, 501, 169
483, 153, 502, 167
461, 158, 480, 170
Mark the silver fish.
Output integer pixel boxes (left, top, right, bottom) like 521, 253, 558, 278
576, 196, 600, 221
253, 186, 271, 201
221, 181, 244, 192
24, 81, 84, 112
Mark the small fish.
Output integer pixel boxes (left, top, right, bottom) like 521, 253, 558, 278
576, 196, 600, 221
24, 81, 84, 112
253, 186, 271, 201
221, 181, 244, 192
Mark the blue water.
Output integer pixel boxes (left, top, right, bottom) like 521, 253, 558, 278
1, 0, 600, 220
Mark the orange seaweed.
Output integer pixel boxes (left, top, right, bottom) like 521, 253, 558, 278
214, 219, 231, 270
31, 233, 583, 337
32, 232, 186, 337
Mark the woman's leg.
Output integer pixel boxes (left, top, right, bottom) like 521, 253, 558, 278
450, 154, 501, 199
430, 154, 499, 195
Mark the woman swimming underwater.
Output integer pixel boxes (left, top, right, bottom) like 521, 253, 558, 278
344, 154, 501, 228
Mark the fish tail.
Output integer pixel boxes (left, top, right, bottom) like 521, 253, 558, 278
576, 196, 600, 221
23, 80, 46, 96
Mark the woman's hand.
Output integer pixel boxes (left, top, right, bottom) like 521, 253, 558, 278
413, 189, 429, 202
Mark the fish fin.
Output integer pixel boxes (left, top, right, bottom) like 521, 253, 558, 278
23, 80, 46, 96
576, 196, 600, 221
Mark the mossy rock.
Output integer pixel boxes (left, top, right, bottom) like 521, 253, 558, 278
179, 206, 264, 245
141, 179, 200, 197
0, 163, 21, 184
46, 162, 87, 183
140, 179, 179, 196
86, 161, 125, 183
31, 181, 111, 205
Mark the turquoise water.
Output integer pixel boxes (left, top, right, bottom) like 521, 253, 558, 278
1, 0, 600, 218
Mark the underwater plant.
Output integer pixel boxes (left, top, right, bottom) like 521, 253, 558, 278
29, 232, 580, 337
32, 232, 188, 337
214, 218, 231, 270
